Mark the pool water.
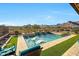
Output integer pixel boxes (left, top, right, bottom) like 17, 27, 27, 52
38, 34, 62, 42
24, 34, 62, 48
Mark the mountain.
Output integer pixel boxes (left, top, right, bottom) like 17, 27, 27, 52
68, 21, 79, 25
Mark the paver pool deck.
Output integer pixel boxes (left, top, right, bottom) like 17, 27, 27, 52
41, 34, 76, 51
63, 41, 79, 56
16, 35, 28, 55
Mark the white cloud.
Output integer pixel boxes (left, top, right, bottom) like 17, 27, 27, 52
47, 16, 52, 19
0, 22, 16, 26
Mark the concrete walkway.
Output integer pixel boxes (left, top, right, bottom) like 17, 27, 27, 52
41, 34, 76, 51
63, 42, 79, 56
16, 35, 28, 56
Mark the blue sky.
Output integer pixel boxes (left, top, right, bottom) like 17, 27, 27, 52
0, 3, 79, 26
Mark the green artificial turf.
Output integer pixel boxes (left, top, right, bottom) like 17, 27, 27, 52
41, 34, 79, 56
4, 36, 18, 48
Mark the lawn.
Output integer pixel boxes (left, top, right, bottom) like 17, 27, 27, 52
4, 36, 18, 48
41, 34, 79, 56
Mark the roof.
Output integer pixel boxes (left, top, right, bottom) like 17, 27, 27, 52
70, 3, 79, 15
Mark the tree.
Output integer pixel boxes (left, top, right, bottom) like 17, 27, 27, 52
15, 31, 20, 35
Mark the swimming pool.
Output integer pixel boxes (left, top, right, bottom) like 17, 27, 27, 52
24, 34, 62, 48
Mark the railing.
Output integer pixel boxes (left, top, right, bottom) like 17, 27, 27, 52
0, 46, 16, 56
